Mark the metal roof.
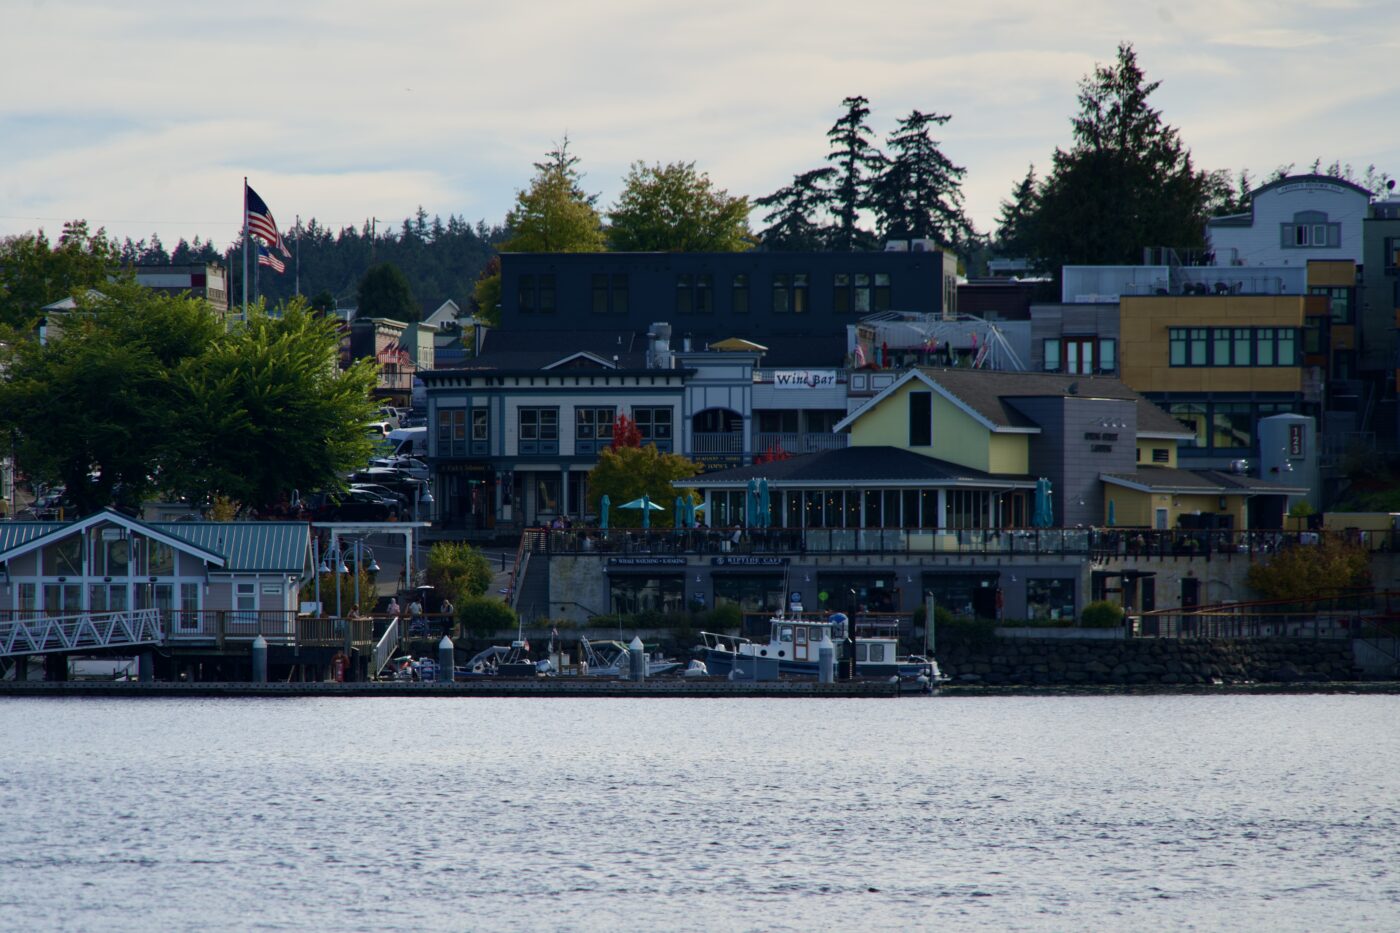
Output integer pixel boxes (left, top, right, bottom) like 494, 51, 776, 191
0, 516, 307, 574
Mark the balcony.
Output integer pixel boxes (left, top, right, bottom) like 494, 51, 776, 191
753, 432, 848, 455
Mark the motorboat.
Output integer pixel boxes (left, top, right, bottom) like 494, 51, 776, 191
696, 611, 945, 684
455, 640, 549, 678
577, 637, 681, 677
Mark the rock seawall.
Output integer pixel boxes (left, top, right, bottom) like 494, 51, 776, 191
940, 637, 1357, 686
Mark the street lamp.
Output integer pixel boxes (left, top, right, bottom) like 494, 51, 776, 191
408, 483, 435, 592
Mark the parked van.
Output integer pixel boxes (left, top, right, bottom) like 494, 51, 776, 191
366, 421, 393, 439
387, 426, 427, 457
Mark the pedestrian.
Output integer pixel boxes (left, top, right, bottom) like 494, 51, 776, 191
386, 596, 401, 617
440, 596, 455, 618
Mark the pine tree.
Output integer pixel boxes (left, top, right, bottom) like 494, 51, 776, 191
994, 165, 1039, 259
869, 109, 972, 249
824, 95, 884, 251
754, 167, 836, 250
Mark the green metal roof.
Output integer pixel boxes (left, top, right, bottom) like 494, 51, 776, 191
152, 522, 308, 573
0, 516, 307, 574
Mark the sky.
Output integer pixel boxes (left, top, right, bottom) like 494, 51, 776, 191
2, 0, 1398, 253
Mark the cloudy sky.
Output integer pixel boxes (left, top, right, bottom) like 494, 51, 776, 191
2, 0, 1397, 250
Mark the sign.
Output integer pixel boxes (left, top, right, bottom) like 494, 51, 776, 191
1289, 423, 1306, 459
607, 556, 686, 567
711, 556, 789, 567
773, 369, 838, 390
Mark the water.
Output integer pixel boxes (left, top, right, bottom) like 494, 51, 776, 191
1, 696, 1398, 932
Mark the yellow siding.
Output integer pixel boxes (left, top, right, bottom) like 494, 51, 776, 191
1119, 296, 1305, 394
848, 378, 994, 473
1306, 260, 1357, 288
1135, 439, 1178, 468
1105, 484, 1247, 528
987, 433, 1028, 475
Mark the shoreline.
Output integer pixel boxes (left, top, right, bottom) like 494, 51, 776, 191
1, 679, 1397, 698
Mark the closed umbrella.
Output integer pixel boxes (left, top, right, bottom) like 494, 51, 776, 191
674, 496, 684, 534
1106, 498, 1116, 527
1032, 478, 1055, 528
746, 479, 759, 529
684, 495, 696, 529
600, 494, 610, 530
758, 478, 771, 529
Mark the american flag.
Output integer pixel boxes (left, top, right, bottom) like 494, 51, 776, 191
245, 184, 291, 257
257, 243, 286, 274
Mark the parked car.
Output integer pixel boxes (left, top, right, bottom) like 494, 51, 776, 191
367, 457, 428, 481
324, 488, 399, 522
349, 483, 409, 510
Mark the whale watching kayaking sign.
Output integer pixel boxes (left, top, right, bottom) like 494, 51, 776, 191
773, 370, 837, 390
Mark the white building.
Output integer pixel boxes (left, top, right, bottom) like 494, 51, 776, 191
1207, 174, 1371, 269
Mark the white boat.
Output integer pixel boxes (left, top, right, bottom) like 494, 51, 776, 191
697, 612, 945, 686
578, 637, 681, 677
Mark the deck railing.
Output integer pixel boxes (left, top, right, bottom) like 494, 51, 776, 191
532, 526, 1400, 560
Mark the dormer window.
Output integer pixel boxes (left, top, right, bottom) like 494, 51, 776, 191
1281, 211, 1340, 249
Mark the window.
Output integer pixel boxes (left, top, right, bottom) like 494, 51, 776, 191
947, 490, 991, 529
1043, 338, 1061, 372
575, 406, 616, 443
179, 582, 200, 631
471, 409, 488, 442
712, 574, 784, 613
909, 391, 932, 447
695, 273, 712, 313
1282, 211, 1340, 249
874, 273, 891, 311
758, 410, 798, 433
1169, 328, 1186, 366
592, 274, 628, 314
1212, 403, 1253, 449
519, 408, 558, 441
537, 274, 555, 313
1310, 286, 1353, 324
1152, 448, 1170, 463
610, 575, 685, 615
536, 475, 560, 514
853, 274, 872, 313
1232, 329, 1252, 367
437, 408, 466, 457
1098, 338, 1116, 373
518, 274, 535, 313
833, 273, 850, 313
1065, 337, 1095, 375
1188, 328, 1207, 365
1169, 402, 1208, 448
1213, 328, 1233, 366
1169, 327, 1296, 367
1386, 237, 1400, 273
42, 537, 82, 576
236, 582, 256, 613
1256, 328, 1276, 366
676, 274, 692, 313
1276, 328, 1297, 365
773, 273, 809, 313
143, 539, 174, 577
732, 273, 749, 313
633, 407, 673, 443
1027, 578, 1076, 622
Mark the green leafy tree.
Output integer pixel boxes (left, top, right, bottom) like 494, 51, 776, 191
869, 109, 973, 249
167, 300, 378, 510
457, 595, 517, 637
503, 137, 606, 253
356, 262, 419, 322
587, 445, 700, 528
824, 95, 884, 251
1245, 536, 1371, 603
994, 165, 1039, 259
607, 161, 753, 252
0, 281, 222, 513
425, 541, 494, 602
1028, 43, 1209, 277
470, 256, 502, 328
308, 290, 336, 315
0, 220, 120, 330
755, 167, 836, 250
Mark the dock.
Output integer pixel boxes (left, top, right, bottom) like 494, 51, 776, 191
0, 678, 905, 699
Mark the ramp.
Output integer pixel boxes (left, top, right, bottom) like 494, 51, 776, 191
0, 609, 163, 658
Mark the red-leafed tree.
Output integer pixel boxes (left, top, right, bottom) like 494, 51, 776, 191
755, 442, 791, 464
611, 412, 641, 449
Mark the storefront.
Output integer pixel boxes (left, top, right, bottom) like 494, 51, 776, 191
921, 571, 1001, 620
815, 571, 899, 614
709, 556, 789, 614
606, 557, 686, 615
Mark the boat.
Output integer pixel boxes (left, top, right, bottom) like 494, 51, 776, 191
455, 640, 549, 678
578, 637, 681, 677
696, 611, 945, 685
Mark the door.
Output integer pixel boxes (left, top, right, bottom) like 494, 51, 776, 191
1180, 577, 1201, 610
794, 626, 810, 661
1154, 508, 1169, 530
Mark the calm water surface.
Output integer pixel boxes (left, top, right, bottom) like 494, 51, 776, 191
1, 695, 1397, 932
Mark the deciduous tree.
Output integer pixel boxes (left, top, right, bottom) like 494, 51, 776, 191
587, 445, 699, 528
426, 541, 494, 601
1245, 536, 1372, 602
0, 220, 120, 330
356, 262, 419, 322
607, 161, 753, 252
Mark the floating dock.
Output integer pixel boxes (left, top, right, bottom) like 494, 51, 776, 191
0, 678, 905, 699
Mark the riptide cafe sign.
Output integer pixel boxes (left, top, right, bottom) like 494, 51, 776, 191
773, 370, 838, 390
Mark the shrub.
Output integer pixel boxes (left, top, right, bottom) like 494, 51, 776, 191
1080, 600, 1125, 628
702, 604, 742, 631
426, 541, 493, 601
457, 596, 516, 637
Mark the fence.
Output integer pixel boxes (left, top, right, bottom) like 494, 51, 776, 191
1130, 590, 1400, 641
527, 526, 1400, 561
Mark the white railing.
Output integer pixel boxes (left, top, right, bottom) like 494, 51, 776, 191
372, 616, 401, 678
0, 609, 163, 658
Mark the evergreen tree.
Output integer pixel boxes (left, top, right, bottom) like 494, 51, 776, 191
356, 262, 418, 322
1028, 43, 1209, 277
755, 167, 836, 251
994, 165, 1039, 259
824, 95, 884, 251
869, 109, 972, 249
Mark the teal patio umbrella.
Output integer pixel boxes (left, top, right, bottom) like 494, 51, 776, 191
746, 479, 759, 528
758, 478, 771, 529
684, 495, 696, 529
600, 494, 610, 530
620, 495, 666, 529
1106, 498, 1116, 527
674, 496, 684, 534
1032, 478, 1054, 528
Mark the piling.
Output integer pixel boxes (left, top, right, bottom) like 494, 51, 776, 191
629, 636, 646, 682
251, 636, 268, 684
438, 635, 454, 683
138, 651, 153, 683
818, 633, 834, 684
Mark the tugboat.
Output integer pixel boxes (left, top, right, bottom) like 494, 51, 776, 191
696, 611, 943, 686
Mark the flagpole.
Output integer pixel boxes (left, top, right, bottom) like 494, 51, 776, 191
241, 176, 249, 319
